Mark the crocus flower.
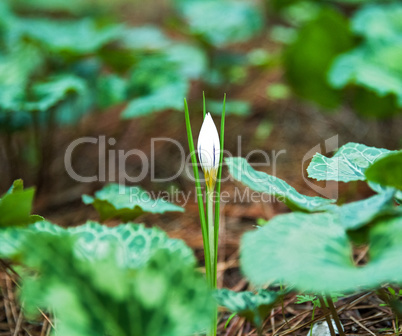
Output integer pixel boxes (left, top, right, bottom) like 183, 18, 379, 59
197, 112, 220, 190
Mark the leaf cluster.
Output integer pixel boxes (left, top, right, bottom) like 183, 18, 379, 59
282, 2, 402, 117
227, 143, 402, 294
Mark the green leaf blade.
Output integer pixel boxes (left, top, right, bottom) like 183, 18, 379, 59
307, 142, 391, 182
226, 157, 336, 212
241, 212, 356, 293
0, 180, 39, 227
82, 184, 184, 222
365, 151, 402, 190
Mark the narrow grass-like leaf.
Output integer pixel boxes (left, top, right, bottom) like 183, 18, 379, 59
214, 93, 226, 286
183, 99, 210, 276
203, 91, 206, 119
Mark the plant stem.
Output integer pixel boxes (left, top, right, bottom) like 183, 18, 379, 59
213, 93, 225, 288
206, 189, 217, 336
280, 283, 289, 328
309, 304, 316, 336
207, 189, 215, 286
326, 295, 345, 336
318, 296, 337, 336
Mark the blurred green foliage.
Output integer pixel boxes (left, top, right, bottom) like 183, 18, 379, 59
0, 0, 264, 131
329, 3, 402, 117
174, 0, 264, 46
284, 8, 353, 108
365, 151, 402, 190
0, 217, 213, 336
282, 1, 402, 117
4, 223, 213, 336
0, 0, 266, 187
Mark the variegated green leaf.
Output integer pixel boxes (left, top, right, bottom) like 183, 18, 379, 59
0, 221, 194, 268
19, 232, 213, 336
241, 212, 402, 293
226, 157, 336, 212
307, 142, 390, 182
82, 184, 184, 221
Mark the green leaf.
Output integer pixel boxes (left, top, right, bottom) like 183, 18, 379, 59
0, 180, 39, 227
69, 221, 195, 269
225, 157, 336, 212
6, 179, 24, 193
241, 212, 402, 293
366, 216, 402, 286
0, 44, 44, 130
19, 231, 213, 336
307, 142, 391, 182
351, 3, 402, 43
10, 0, 118, 15
12, 18, 122, 54
96, 74, 127, 108
0, 221, 62, 258
241, 212, 357, 293
329, 45, 402, 110
295, 294, 317, 305
365, 151, 402, 190
352, 87, 399, 119
0, 43, 43, 91
121, 80, 189, 118
388, 287, 396, 296
122, 55, 190, 118
82, 184, 184, 221
163, 43, 208, 80
332, 190, 398, 230
215, 288, 280, 327
25, 75, 88, 112
284, 8, 353, 108
121, 25, 171, 50
175, 0, 264, 46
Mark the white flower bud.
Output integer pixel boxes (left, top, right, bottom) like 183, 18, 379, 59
197, 112, 220, 189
